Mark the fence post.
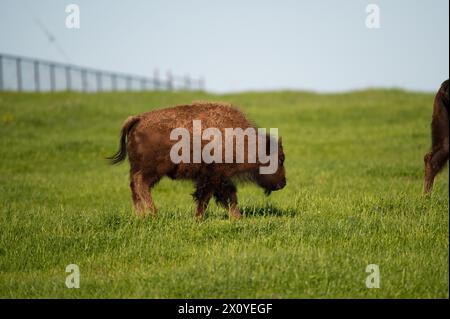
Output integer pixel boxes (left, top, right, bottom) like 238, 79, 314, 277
153, 69, 160, 90
0, 55, 3, 91
111, 74, 117, 91
184, 74, 190, 90
33, 61, 40, 92
166, 71, 173, 91
81, 69, 88, 92
16, 57, 22, 91
96, 71, 102, 92
49, 64, 56, 92
126, 76, 132, 91
65, 66, 71, 91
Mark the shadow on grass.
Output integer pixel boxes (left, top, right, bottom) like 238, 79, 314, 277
237, 203, 297, 218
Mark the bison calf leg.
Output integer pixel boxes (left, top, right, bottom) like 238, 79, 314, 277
214, 180, 241, 219
193, 180, 213, 220
130, 171, 157, 217
423, 144, 449, 195
228, 191, 241, 219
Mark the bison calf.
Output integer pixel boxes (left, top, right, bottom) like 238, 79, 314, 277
109, 102, 286, 218
423, 79, 449, 195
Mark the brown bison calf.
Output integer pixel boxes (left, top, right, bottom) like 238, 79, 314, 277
109, 102, 286, 218
423, 79, 449, 195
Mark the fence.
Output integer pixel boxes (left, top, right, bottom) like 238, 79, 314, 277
0, 53, 204, 92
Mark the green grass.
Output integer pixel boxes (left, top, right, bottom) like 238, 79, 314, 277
0, 89, 448, 298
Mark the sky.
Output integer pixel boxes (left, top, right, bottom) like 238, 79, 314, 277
0, 0, 448, 93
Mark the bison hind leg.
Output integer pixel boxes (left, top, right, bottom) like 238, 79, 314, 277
213, 180, 241, 219
192, 179, 214, 220
130, 170, 160, 217
213, 189, 230, 207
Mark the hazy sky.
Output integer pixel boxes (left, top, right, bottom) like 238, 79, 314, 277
0, 0, 448, 92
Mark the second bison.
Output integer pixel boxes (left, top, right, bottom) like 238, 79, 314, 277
109, 102, 286, 218
423, 79, 449, 195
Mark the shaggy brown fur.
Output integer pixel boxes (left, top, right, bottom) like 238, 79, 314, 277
109, 102, 286, 218
423, 79, 449, 195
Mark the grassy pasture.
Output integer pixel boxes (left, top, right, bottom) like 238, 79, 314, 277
0, 89, 448, 298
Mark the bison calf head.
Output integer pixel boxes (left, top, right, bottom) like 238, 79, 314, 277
254, 137, 286, 195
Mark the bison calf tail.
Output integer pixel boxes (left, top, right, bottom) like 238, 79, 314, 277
108, 116, 140, 165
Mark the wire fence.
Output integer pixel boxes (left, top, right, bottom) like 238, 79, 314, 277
0, 53, 204, 93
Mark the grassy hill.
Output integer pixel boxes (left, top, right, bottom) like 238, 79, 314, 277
0, 89, 448, 298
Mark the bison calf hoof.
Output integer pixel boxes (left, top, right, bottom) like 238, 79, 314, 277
135, 209, 157, 218
422, 188, 432, 197
230, 210, 242, 220
195, 214, 205, 222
